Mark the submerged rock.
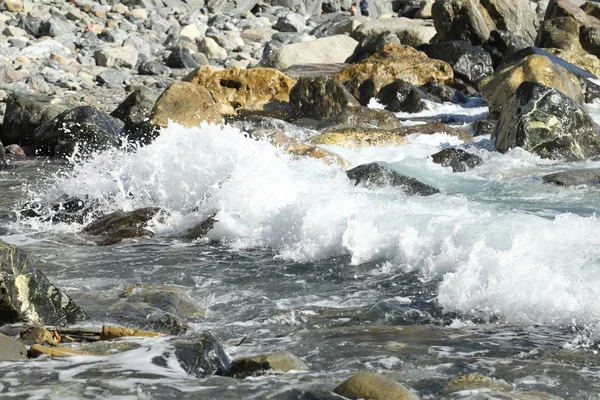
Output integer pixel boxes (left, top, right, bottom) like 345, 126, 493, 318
334, 372, 420, 400
430, 148, 483, 172
0, 241, 87, 326
0, 333, 27, 361
228, 351, 308, 378
83, 207, 162, 245
542, 168, 600, 186
494, 81, 600, 161
171, 332, 231, 378
319, 107, 402, 130
28, 344, 91, 358
346, 162, 440, 196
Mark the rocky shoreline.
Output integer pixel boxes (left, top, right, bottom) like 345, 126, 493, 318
1, 0, 600, 398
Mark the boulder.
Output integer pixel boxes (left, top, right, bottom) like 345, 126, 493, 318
110, 86, 159, 140
333, 372, 420, 400
483, 30, 531, 68
33, 106, 125, 157
347, 162, 440, 195
171, 332, 231, 377
334, 44, 453, 99
536, 16, 584, 51
346, 32, 402, 64
261, 35, 359, 70
166, 46, 203, 69
493, 81, 600, 161
319, 107, 403, 130
430, 148, 482, 172
473, 119, 496, 136
0, 241, 87, 326
290, 76, 360, 121
150, 81, 223, 128
420, 81, 469, 103
94, 45, 139, 69
480, 54, 583, 117
349, 17, 437, 47
183, 66, 296, 116
198, 37, 228, 61
119, 283, 205, 320
545, 48, 600, 77
424, 41, 494, 86
139, 61, 171, 76
0, 333, 27, 361
1, 92, 69, 147
273, 11, 307, 33
376, 79, 438, 113
83, 208, 162, 245
542, 168, 600, 185
228, 351, 308, 378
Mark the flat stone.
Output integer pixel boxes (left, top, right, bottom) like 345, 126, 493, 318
0, 333, 27, 361
334, 372, 420, 400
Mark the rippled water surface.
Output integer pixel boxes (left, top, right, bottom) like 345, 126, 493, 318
1, 101, 600, 399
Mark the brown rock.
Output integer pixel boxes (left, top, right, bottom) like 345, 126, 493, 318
480, 54, 583, 117
28, 344, 90, 358
334, 372, 420, 400
5, 0, 23, 12
0, 333, 27, 361
183, 66, 296, 116
86, 24, 104, 34
545, 48, 600, 76
334, 44, 453, 98
5, 144, 25, 157
83, 207, 162, 245
228, 351, 308, 378
99, 325, 166, 340
20, 326, 61, 345
150, 82, 223, 128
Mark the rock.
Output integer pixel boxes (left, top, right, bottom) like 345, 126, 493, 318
424, 41, 493, 86
493, 81, 600, 161
166, 46, 203, 69
94, 45, 139, 69
99, 325, 166, 340
346, 32, 402, 64
261, 35, 358, 70
347, 162, 440, 195
119, 283, 205, 319
319, 107, 402, 130
542, 168, 600, 185
350, 17, 437, 47
184, 213, 218, 240
5, 0, 23, 12
334, 372, 420, 400
537, 16, 583, 51
83, 208, 162, 245
270, 0, 324, 16
150, 81, 223, 128
483, 30, 532, 68
430, 148, 482, 172
334, 44, 453, 99
273, 12, 306, 33
1, 92, 69, 147
171, 332, 231, 377
445, 374, 507, 393
206, 0, 260, 14
545, 48, 600, 77
28, 344, 90, 358
0, 333, 27, 361
198, 37, 228, 60
21, 40, 72, 60
33, 106, 125, 157
139, 61, 171, 76
290, 76, 360, 121
111, 86, 158, 139
20, 326, 61, 345
376, 79, 437, 113
97, 69, 131, 87
420, 81, 469, 103
0, 241, 87, 326
480, 54, 583, 117
582, 1, 600, 20
180, 24, 204, 41
38, 16, 75, 38
473, 119, 496, 136
228, 351, 308, 378
183, 66, 296, 116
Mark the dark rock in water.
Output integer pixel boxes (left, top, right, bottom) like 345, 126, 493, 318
171, 332, 231, 377
0, 240, 87, 326
290, 76, 360, 121
111, 86, 158, 140
345, 32, 401, 64
228, 351, 308, 378
473, 119, 496, 137
83, 207, 162, 245
542, 168, 600, 186
33, 106, 125, 157
184, 213, 218, 240
420, 81, 468, 104
483, 30, 532, 68
346, 162, 440, 196
493, 81, 600, 161
376, 79, 438, 113
334, 372, 419, 400
423, 41, 493, 86
20, 195, 100, 225
431, 148, 482, 172
2, 92, 69, 147
319, 106, 402, 130
0, 333, 27, 361
166, 46, 202, 69
344, 77, 378, 106
138, 61, 171, 76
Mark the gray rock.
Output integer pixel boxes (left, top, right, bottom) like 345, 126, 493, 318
350, 17, 437, 47
198, 36, 228, 60
473, 119, 496, 136
270, 0, 324, 15
0, 333, 27, 361
493, 81, 600, 161
97, 69, 131, 87
17, 15, 41, 36
171, 332, 231, 377
346, 32, 401, 63
79, 31, 100, 50
420, 81, 468, 103
377, 79, 439, 113
347, 162, 440, 195
38, 16, 75, 38
424, 40, 493, 86
111, 86, 158, 139
228, 351, 308, 378
290, 76, 360, 121
123, 35, 153, 57
138, 61, 171, 76
542, 168, 600, 186
21, 40, 72, 60
319, 106, 403, 130
95, 45, 139, 68
483, 30, 531, 68
273, 12, 306, 32
206, 0, 260, 14
0, 240, 87, 326
99, 28, 129, 45
167, 46, 202, 68
431, 148, 482, 172
432, 0, 492, 44
83, 208, 161, 245
334, 373, 419, 400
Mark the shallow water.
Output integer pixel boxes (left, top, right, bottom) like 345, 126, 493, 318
1, 101, 600, 399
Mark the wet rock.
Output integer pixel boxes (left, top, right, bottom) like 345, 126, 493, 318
493, 81, 600, 161
480, 54, 583, 118
1, 92, 69, 147
28, 344, 90, 358
119, 283, 205, 320
473, 119, 496, 136
319, 107, 402, 130
111, 86, 158, 141
94, 45, 139, 69
430, 148, 482, 172
582, 77, 600, 103
445, 374, 507, 393
184, 213, 218, 240
33, 106, 125, 157
376, 79, 437, 113
290, 76, 360, 121
334, 372, 420, 400
334, 44, 453, 99
0, 333, 27, 361
542, 168, 600, 186
228, 351, 308, 378
99, 325, 166, 340
83, 207, 162, 245
261, 35, 358, 70
420, 81, 468, 103
424, 41, 493, 86
349, 17, 437, 47
183, 66, 296, 116
171, 332, 231, 377
0, 240, 87, 326
347, 162, 440, 196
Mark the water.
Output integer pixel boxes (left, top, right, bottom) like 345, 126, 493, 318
1, 101, 600, 399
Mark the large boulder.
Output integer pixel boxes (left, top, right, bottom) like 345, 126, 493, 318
480, 54, 583, 117
349, 18, 437, 47
33, 106, 125, 157
347, 162, 440, 195
424, 41, 494, 86
334, 44, 454, 98
183, 66, 296, 116
376, 79, 439, 113
1, 92, 70, 147
346, 32, 402, 64
110, 86, 159, 141
0, 241, 87, 326
150, 81, 223, 128
228, 351, 308, 378
261, 35, 358, 70
290, 76, 360, 121
493, 81, 600, 161
334, 372, 420, 400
